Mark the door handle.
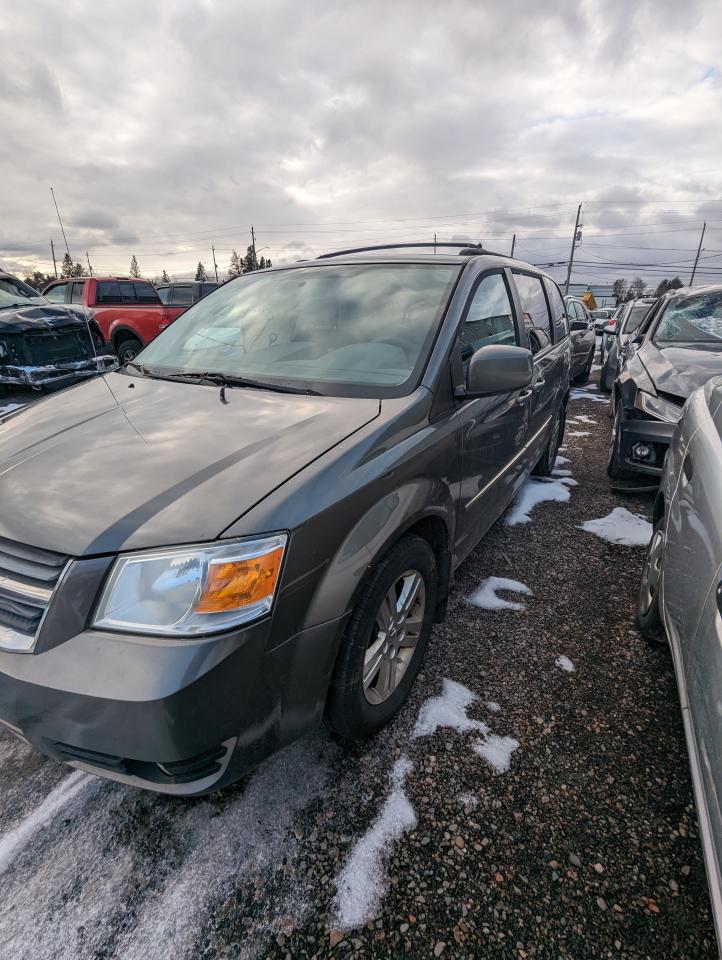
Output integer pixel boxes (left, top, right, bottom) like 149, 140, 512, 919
532, 379, 546, 392
516, 389, 533, 404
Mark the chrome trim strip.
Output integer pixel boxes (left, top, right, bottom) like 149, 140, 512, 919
0, 559, 72, 655
0, 575, 53, 606
466, 415, 552, 511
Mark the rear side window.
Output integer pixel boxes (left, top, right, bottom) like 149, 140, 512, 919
96, 282, 121, 304
513, 272, 552, 351
544, 279, 568, 339
134, 281, 159, 304
459, 273, 516, 365
170, 286, 194, 305
157, 287, 170, 304
70, 282, 84, 304
200, 284, 217, 298
45, 283, 67, 303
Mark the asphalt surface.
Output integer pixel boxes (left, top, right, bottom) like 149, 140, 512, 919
0, 372, 716, 959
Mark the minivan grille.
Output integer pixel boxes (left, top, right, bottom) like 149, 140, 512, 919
0, 537, 69, 652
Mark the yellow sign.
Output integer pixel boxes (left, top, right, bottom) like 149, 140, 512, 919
582, 290, 598, 311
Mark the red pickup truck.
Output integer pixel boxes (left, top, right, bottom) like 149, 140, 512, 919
43, 277, 186, 364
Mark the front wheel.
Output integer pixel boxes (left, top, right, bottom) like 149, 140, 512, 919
607, 402, 634, 479
637, 518, 665, 642
326, 535, 437, 740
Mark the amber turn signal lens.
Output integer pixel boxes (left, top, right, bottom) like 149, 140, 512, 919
195, 547, 284, 613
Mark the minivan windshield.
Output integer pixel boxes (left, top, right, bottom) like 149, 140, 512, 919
655, 291, 722, 344
137, 263, 459, 396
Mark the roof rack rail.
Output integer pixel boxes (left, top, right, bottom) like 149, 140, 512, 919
316, 242, 506, 259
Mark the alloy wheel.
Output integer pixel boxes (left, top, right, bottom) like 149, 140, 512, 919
363, 569, 426, 705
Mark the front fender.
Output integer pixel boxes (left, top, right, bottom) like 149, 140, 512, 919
302, 478, 456, 628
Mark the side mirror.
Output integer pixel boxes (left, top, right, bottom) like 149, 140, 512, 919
460, 344, 533, 398
603, 324, 617, 335
570, 320, 588, 332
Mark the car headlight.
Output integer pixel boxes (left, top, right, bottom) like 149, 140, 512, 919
635, 391, 683, 424
93, 535, 287, 636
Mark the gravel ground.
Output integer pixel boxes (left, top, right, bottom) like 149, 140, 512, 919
0, 372, 716, 959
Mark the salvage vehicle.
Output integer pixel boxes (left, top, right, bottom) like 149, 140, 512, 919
564, 295, 596, 383
608, 285, 722, 479
600, 297, 657, 394
43, 276, 185, 364
0, 271, 115, 396
637, 374, 722, 951
156, 279, 219, 307
0, 243, 570, 795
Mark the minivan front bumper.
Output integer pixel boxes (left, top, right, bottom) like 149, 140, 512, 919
0, 613, 345, 795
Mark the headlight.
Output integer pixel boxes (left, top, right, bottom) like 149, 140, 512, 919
635, 391, 683, 424
93, 535, 287, 636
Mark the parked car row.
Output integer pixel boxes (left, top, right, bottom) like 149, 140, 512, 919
2, 248, 721, 949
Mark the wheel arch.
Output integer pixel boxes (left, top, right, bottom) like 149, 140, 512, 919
110, 324, 144, 350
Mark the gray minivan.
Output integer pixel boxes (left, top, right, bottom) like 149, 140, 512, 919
0, 244, 570, 795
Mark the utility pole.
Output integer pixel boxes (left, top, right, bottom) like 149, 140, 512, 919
251, 226, 258, 270
433, 232, 437, 255
211, 244, 219, 282
50, 187, 71, 257
50, 240, 58, 278
85, 251, 93, 276
510, 234, 516, 258
564, 203, 582, 296
690, 222, 706, 286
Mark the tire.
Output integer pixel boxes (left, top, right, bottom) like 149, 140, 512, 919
607, 402, 634, 479
532, 404, 564, 477
637, 517, 665, 642
599, 355, 612, 393
574, 348, 594, 385
116, 337, 143, 365
326, 535, 437, 741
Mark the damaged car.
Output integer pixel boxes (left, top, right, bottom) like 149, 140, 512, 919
607, 284, 722, 480
0, 272, 115, 396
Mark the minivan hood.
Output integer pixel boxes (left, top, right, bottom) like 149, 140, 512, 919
0, 373, 380, 556
639, 340, 722, 401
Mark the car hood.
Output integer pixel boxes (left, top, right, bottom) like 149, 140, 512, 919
0, 303, 86, 334
639, 340, 722, 401
0, 373, 380, 556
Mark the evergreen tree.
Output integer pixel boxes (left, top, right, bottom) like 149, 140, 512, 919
71, 262, 86, 277
61, 252, 74, 277
195, 261, 207, 282
161, 270, 170, 283
258, 256, 266, 270
669, 276, 683, 290
242, 245, 257, 272
24, 270, 54, 291
266, 257, 272, 268
130, 255, 141, 278
228, 249, 242, 279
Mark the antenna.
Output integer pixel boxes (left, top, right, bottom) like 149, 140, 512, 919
50, 187, 71, 258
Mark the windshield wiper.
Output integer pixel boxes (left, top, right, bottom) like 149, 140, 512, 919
124, 360, 160, 378
162, 370, 324, 396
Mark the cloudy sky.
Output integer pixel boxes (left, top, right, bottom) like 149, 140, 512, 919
1, 0, 721, 293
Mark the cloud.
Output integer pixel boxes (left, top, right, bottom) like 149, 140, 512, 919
0, 0, 721, 287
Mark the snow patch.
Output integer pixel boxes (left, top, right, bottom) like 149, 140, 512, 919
580, 507, 652, 547
556, 655, 576, 673
506, 477, 571, 526
570, 388, 608, 404
567, 430, 590, 437
555, 454, 571, 465
458, 793, 478, 809
0, 771, 90, 875
333, 757, 416, 930
413, 679, 488, 740
468, 576, 532, 612
484, 701, 501, 714
473, 735, 519, 774
552, 467, 573, 476
573, 414, 597, 424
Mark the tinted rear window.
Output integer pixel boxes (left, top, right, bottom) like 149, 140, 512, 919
134, 282, 160, 304
200, 284, 217, 298
170, 286, 194, 305
96, 281, 159, 305
96, 281, 122, 304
